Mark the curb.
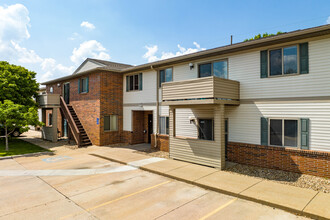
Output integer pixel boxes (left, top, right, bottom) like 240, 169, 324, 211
0, 151, 54, 160
89, 153, 324, 220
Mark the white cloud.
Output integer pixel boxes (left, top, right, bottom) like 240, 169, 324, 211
11, 41, 43, 63
327, 16, 330, 24
68, 32, 81, 41
80, 21, 95, 30
0, 4, 30, 43
40, 58, 74, 82
142, 45, 158, 62
70, 40, 111, 64
143, 42, 206, 62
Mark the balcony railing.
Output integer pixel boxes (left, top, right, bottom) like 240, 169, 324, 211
37, 94, 60, 107
162, 76, 240, 105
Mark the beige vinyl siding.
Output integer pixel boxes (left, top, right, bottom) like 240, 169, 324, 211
162, 76, 239, 101
226, 102, 330, 152
170, 106, 225, 168
159, 106, 169, 116
76, 61, 103, 74
124, 70, 157, 104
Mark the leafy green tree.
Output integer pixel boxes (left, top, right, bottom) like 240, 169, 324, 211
0, 61, 39, 106
0, 100, 40, 151
0, 62, 41, 150
244, 31, 285, 42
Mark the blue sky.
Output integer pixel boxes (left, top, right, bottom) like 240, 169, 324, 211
0, 0, 330, 82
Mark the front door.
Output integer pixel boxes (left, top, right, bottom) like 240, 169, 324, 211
148, 114, 153, 143
63, 83, 70, 104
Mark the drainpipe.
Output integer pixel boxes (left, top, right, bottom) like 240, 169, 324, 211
151, 65, 159, 149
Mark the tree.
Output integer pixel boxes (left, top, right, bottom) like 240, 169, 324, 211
0, 61, 39, 106
0, 101, 40, 151
244, 31, 285, 42
0, 62, 41, 150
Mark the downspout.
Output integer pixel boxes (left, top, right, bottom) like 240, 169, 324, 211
151, 65, 159, 149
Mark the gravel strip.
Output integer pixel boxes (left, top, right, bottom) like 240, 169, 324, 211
225, 163, 330, 193
135, 149, 169, 159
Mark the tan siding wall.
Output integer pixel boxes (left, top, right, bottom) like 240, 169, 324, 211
170, 105, 224, 168
162, 77, 239, 101
226, 102, 330, 152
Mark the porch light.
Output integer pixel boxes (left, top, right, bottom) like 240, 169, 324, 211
189, 63, 194, 70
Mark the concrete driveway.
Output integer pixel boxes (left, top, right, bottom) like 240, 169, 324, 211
0, 146, 307, 220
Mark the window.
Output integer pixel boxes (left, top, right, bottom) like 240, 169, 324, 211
269, 46, 298, 76
269, 119, 298, 147
198, 60, 228, 79
126, 73, 142, 91
198, 119, 214, 140
104, 115, 118, 131
79, 77, 89, 93
159, 68, 173, 87
159, 116, 169, 135
48, 113, 52, 126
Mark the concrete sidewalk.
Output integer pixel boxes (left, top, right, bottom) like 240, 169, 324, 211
91, 147, 330, 220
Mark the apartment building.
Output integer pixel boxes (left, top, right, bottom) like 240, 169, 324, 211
39, 24, 330, 178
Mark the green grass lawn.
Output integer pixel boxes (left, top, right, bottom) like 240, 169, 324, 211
0, 138, 51, 157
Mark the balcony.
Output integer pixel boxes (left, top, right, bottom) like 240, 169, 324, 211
161, 76, 240, 105
37, 94, 60, 107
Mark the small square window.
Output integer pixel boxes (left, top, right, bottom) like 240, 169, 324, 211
198, 119, 214, 140
104, 115, 118, 131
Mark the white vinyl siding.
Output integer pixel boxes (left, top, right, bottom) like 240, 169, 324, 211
229, 37, 330, 99
124, 70, 157, 104
226, 102, 330, 152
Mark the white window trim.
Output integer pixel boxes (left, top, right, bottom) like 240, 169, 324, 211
268, 118, 300, 148
268, 44, 300, 77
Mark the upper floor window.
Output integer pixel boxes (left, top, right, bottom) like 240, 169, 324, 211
78, 77, 89, 93
269, 46, 298, 76
198, 60, 228, 79
159, 68, 173, 87
260, 42, 309, 78
126, 73, 142, 92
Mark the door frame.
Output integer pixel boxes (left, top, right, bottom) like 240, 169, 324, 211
147, 114, 153, 143
63, 82, 70, 104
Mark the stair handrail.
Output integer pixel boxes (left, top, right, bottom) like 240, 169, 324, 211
59, 96, 82, 147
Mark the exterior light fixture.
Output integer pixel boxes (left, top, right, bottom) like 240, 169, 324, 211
189, 63, 194, 70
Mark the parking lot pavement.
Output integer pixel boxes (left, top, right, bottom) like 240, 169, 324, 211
0, 149, 308, 220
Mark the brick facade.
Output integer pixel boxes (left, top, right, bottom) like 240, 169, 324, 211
151, 134, 169, 152
227, 142, 330, 178
99, 72, 123, 145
